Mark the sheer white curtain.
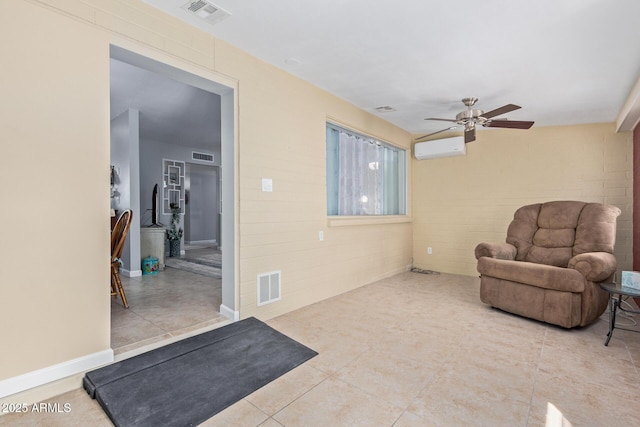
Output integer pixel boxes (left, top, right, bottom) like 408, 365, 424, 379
338, 133, 383, 215
326, 125, 405, 216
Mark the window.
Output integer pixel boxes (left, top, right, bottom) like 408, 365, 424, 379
326, 123, 406, 216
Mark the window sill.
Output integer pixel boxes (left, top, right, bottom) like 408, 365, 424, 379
327, 215, 413, 227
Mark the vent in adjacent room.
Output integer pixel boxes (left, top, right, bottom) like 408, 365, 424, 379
181, 0, 231, 25
257, 271, 281, 306
192, 151, 214, 163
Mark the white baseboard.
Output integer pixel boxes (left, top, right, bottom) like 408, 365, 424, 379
121, 268, 142, 278
164, 251, 187, 256
219, 304, 239, 321
186, 240, 217, 245
0, 349, 114, 399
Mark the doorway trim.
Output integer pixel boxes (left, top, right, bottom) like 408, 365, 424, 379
110, 39, 239, 322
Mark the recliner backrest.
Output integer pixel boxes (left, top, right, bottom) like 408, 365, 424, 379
506, 201, 620, 267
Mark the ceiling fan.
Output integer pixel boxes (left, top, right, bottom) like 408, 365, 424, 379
415, 97, 535, 143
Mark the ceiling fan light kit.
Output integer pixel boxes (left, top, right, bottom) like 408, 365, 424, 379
416, 97, 535, 144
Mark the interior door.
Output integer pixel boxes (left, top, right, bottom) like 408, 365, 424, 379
186, 163, 219, 245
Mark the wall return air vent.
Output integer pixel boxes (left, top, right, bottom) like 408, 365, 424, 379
182, 0, 231, 25
192, 151, 214, 163
257, 271, 281, 306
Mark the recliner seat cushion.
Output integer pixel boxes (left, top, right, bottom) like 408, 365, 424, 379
477, 257, 585, 293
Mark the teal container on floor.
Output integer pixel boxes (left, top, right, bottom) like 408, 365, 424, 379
142, 256, 159, 275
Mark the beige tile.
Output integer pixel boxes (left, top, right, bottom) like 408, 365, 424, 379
621, 329, 640, 349
258, 418, 285, 427
531, 367, 640, 426
110, 313, 168, 350
335, 349, 436, 409
407, 365, 532, 426
544, 318, 616, 350
246, 364, 328, 416
627, 339, 640, 380
110, 255, 226, 353
451, 355, 537, 403
303, 337, 370, 375
392, 410, 438, 427
199, 399, 268, 427
371, 326, 459, 366
11, 270, 640, 426
273, 377, 403, 427
271, 316, 372, 375
457, 327, 544, 369
169, 315, 229, 337
539, 329, 638, 391
527, 401, 575, 427
538, 351, 637, 392
131, 305, 220, 332
112, 332, 173, 355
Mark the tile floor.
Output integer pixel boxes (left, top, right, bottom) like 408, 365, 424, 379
111, 264, 227, 354
2, 271, 639, 426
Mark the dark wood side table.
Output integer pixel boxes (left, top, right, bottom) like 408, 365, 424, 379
599, 282, 640, 346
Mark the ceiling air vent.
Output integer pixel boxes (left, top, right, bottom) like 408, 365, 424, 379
374, 106, 396, 113
181, 0, 231, 25
192, 151, 214, 163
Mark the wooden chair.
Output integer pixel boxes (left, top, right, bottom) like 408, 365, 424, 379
111, 209, 133, 308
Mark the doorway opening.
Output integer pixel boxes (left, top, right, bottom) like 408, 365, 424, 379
164, 163, 222, 280
109, 45, 236, 354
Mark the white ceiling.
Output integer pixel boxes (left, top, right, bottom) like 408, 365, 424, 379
110, 59, 221, 150
144, 0, 640, 137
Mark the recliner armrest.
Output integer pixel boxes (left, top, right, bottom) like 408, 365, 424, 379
568, 252, 617, 282
475, 242, 517, 260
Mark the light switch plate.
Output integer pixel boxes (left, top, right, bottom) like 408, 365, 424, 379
262, 178, 273, 192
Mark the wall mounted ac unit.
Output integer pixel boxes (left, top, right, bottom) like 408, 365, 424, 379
414, 136, 466, 160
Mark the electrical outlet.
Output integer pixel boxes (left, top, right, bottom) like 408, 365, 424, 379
319, 231, 324, 241
427, 247, 433, 254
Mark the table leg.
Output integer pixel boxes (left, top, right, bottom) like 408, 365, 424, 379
605, 295, 618, 346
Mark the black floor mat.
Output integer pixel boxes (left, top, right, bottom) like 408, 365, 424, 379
84, 317, 317, 427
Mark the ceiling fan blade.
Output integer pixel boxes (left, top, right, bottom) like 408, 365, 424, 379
464, 127, 476, 143
482, 104, 521, 119
487, 120, 534, 129
424, 117, 458, 123
414, 126, 458, 141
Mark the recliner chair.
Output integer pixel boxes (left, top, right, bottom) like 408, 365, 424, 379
475, 201, 620, 328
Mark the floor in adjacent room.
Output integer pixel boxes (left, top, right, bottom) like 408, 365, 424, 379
111, 245, 226, 354
2, 272, 639, 426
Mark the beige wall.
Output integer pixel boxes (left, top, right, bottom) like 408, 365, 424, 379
214, 41, 413, 319
0, 0, 412, 385
0, 1, 111, 381
412, 123, 633, 277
